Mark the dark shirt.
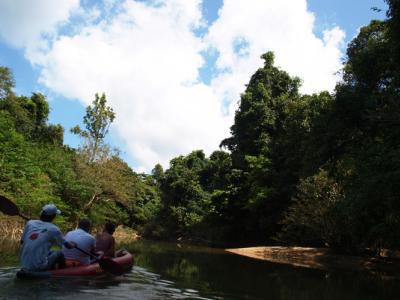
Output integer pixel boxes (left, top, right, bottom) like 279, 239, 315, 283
95, 232, 115, 257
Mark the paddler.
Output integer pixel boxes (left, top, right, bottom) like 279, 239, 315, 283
20, 204, 76, 271
95, 222, 116, 257
62, 218, 96, 266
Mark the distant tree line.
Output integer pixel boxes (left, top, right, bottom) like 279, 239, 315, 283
1, 0, 398, 253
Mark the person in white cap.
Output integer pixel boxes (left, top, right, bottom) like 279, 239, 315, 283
20, 204, 76, 271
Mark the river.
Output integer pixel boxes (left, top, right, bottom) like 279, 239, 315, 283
1, 239, 400, 299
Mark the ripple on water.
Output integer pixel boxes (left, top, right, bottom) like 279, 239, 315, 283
0, 266, 215, 300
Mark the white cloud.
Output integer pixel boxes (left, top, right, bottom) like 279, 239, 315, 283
0, 0, 346, 172
0, 0, 79, 61
37, 0, 230, 171
207, 0, 345, 113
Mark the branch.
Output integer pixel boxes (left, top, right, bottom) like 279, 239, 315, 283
83, 193, 98, 213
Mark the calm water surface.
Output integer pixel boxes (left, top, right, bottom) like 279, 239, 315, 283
1, 239, 400, 299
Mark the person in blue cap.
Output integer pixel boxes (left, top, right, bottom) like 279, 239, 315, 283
20, 204, 76, 271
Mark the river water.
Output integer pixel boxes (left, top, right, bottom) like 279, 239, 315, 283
1, 239, 400, 299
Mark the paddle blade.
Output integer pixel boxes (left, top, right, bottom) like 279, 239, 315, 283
98, 258, 126, 276
0, 194, 20, 216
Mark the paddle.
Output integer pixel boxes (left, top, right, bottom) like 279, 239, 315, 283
0, 194, 125, 275
0, 194, 30, 221
73, 246, 125, 276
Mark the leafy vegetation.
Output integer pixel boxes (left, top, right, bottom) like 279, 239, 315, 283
0, 75, 160, 230
1, 1, 399, 253
145, 1, 400, 251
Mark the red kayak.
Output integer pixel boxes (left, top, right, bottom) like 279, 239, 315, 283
16, 251, 134, 279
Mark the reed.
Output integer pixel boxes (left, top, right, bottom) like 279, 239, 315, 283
0, 215, 139, 244
0, 215, 24, 241
114, 226, 139, 244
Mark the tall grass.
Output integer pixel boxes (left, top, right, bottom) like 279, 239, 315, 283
0, 215, 23, 241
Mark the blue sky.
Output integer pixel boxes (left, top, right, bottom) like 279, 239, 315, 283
0, 0, 388, 172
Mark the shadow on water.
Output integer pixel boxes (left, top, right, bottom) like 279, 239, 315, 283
1, 239, 400, 299
124, 240, 400, 300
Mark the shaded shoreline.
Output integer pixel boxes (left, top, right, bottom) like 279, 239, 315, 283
0, 215, 139, 244
225, 246, 400, 274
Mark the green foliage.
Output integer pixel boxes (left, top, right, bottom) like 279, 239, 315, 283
221, 51, 300, 161
385, 0, 400, 78
160, 151, 212, 236
2, 3, 400, 252
279, 12, 400, 251
217, 51, 306, 243
0, 91, 63, 145
152, 163, 165, 187
141, 151, 217, 240
0, 70, 160, 233
0, 67, 14, 99
0, 110, 68, 228
130, 173, 162, 225
71, 93, 115, 163
278, 169, 345, 247
69, 93, 125, 224
149, 5, 400, 250
30, 93, 50, 127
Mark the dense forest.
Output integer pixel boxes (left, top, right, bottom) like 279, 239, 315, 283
1, 0, 399, 252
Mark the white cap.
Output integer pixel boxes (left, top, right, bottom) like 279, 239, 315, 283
41, 204, 61, 216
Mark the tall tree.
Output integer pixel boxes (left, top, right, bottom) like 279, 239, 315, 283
0, 67, 14, 99
71, 93, 115, 163
221, 52, 300, 161
70, 93, 122, 222
219, 52, 304, 242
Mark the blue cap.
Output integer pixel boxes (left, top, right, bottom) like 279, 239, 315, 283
41, 204, 61, 216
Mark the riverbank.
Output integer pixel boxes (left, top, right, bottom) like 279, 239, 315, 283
0, 215, 139, 243
113, 225, 140, 243
225, 246, 400, 274
0, 216, 24, 240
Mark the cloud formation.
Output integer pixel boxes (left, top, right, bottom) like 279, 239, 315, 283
207, 0, 345, 117
0, 0, 345, 172
0, 0, 79, 60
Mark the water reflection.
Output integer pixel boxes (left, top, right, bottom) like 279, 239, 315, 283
124, 240, 400, 300
0, 266, 212, 300
1, 239, 400, 299
0, 238, 19, 267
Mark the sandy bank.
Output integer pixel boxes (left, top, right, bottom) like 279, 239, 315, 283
225, 246, 400, 273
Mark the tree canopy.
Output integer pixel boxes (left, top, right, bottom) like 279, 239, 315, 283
1, 3, 399, 252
